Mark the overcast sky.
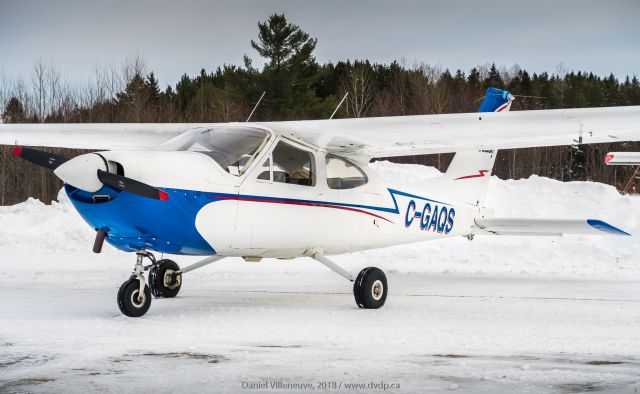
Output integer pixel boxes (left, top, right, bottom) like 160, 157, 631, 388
1, 0, 638, 87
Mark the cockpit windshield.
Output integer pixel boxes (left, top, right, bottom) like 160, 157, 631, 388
157, 127, 269, 175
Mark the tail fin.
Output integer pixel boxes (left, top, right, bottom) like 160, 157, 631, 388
416, 88, 512, 207
437, 149, 498, 207
478, 87, 515, 112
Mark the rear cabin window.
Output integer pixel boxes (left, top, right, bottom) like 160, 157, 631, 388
325, 154, 368, 189
271, 141, 315, 186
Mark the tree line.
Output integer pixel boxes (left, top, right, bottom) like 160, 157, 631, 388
2, 14, 640, 204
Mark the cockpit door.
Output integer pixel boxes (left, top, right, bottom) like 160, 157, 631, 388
231, 138, 319, 256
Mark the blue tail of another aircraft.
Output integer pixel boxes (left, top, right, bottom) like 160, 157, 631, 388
426, 87, 514, 207
478, 87, 515, 112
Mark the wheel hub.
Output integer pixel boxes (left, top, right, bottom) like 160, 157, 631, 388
371, 279, 384, 301
130, 289, 146, 308
163, 269, 182, 289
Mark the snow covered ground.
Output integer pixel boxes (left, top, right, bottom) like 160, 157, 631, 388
1, 162, 640, 393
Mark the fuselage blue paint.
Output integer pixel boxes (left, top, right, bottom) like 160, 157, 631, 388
66, 184, 216, 255
67, 184, 454, 256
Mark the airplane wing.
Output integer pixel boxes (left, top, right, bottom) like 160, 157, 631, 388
0, 106, 639, 155
264, 105, 640, 159
0, 123, 202, 150
604, 151, 640, 165
473, 218, 630, 236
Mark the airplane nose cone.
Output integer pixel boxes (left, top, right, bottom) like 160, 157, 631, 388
54, 153, 107, 192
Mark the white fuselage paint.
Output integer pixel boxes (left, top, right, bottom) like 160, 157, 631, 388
95, 131, 478, 258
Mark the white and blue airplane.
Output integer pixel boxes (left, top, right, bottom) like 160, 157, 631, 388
1, 88, 639, 317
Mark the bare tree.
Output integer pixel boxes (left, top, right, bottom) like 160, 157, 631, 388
342, 61, 376, 118
31, 59, 47, 121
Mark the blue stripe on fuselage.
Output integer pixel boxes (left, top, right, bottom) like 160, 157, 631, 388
67, 185, 450, 255
208, 188, 450, 215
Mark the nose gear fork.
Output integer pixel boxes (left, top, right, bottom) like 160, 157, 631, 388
133, 251, 155, 302
117, 250, 157, 317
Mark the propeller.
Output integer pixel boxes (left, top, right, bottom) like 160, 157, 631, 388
97, 169, 169, 200
11, 146, 169, 201
12, 146, 69, 170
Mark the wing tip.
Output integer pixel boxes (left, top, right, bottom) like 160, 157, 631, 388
587, 219, 631, 236
604, 153, 614, 165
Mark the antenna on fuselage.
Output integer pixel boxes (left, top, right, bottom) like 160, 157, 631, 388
329, 92, 349, 119
245, 91, 266, 123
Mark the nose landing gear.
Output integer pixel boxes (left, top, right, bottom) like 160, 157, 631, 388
117, 251, 155, 317
116, 252, 224, 317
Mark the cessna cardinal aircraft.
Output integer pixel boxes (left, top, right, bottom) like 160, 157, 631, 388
1, 88, 639, 317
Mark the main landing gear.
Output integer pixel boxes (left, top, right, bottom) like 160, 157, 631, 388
311, 252, 388, 309
116, 250, 386, 317
117, 251, 223, 317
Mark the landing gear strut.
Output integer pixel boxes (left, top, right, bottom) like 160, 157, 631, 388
310, 251, 388, 309
117, 251, 154, 317
117, 252, 224, 317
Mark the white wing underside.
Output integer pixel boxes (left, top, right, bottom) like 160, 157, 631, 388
474, 218, 630, 236
0, 106, 639, 158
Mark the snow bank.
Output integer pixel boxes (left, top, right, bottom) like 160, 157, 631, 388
0, 189, 96, 253
1, 163, 639, 279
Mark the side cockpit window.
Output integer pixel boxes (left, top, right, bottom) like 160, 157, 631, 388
268, 141, 315, 186
325, 154, 368, 189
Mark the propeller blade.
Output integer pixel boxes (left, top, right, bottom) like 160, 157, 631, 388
12, 146, 69, 170
97, 170, 169, 201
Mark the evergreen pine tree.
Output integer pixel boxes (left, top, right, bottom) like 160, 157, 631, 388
249, 14, 334, 119
1, 97, 26, 123
570, 144, 587, 181
484, 63, 503, 89
146, 72, 161, 103
251, 14, 317, 72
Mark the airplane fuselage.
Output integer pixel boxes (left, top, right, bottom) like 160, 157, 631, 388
66, 130, 477, 258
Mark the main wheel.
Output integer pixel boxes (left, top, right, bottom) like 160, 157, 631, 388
149, 259, 182, 298
117, 278, 151, 317
353, 267, 387, 309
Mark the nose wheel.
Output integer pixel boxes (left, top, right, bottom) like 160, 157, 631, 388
117, 277, 152, 317
116, 250, 156, 318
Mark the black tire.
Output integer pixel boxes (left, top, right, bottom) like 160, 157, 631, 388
353, 267, 387, 309
117, 278, 151, 317
149, 259, 182, 298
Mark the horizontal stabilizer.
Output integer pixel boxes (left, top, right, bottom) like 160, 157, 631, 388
604, 152, 640, 165
474, 218, 630, 236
